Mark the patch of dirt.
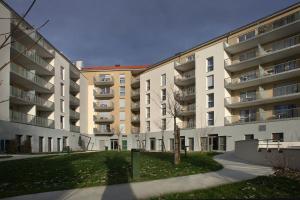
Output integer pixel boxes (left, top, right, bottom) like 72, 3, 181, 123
273, 168, 300, 181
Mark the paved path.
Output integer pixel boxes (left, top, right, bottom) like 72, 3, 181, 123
3, 152, 273, 200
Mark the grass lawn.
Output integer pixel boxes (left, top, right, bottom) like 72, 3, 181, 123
150, 176, 300, 200
0, 151, 221, 198
0, 156, 12, 159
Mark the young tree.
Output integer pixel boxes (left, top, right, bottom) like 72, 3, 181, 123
153, 118, 170, 152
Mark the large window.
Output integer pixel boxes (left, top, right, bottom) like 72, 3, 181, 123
146, 80, 150, 91
146, 93, 150, 105
207, 111, 214, 126
240, 90, 256, 102
119, 99, 125, 109
161, 89, 166, 101
119, 112, 125, 121
146, 107, 150, 118
170, 138, 174, 151
60, 99, 64, 112
60, 83, 65, 96
207, 93, 214, 108
146, 121, 150, 132
240, 109, 257, 122
207, 57, 214, 72
119, 124, 126, 134
119, 74, 125, 85
60, 66, 65, 80
161, 74, 166, 86
207, 75, 214, 90
238, 30, 255, 43
120, 86, 125, 97
60, 116, 64, 129
161, 103, 166, 116
150, 138, 156, 151
272, 132, 284, 142
161, 118, 166, 130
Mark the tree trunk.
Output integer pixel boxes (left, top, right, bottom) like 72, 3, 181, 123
174, 117, 180, 165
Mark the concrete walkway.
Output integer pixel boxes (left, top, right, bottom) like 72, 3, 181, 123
2, 152, 273, 200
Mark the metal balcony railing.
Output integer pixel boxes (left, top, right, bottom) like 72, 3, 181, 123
131, 77, 140, 85
93, 127, 113, 135
11, 41, 54, 73
94, 88, 114, 97
131, 89, 140, 97
94, 75, 114, 85
10, 110, 54, 129
174, 55, 195, 67
264, 34, 300, 53
70, 79, 80, 91
131, 102, 140, 110
11, 63, 54, 91
131, 115, 140, 122
70, 125, 80, 133
70, 94, 80, 105
69, 109, 80, 119
94, 115, 114, 123
10, 86, 54, 109
94, 101, 114, 110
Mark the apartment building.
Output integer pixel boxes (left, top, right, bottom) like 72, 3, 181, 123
137, 3, 300, 152
0, 1, 89, 153
81, 65, 146, 150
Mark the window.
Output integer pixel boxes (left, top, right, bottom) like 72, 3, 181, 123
119, 74, 125, 85
245, 134, 254, 140
207, 93, 214, 108
150, 138, 156, 151
119, 99, 125, 109
238, 30, 255, 43
161, 74, 166, 86
189, 138, 194, 151
170, 138, 174, 151
239, 49, 256, 61
180, 136, 185, 151
272, 133, 284, 142
207, 75, 214, 90
161, 103, 166, 116
274, 104, 296, 119
161, 89, 166, 101
162, 118, 166, 130
60, 99, 64, 112
240, 109, 257, 123
146, 121, 150, 132
146, 80, 150, 91
48, 137, 52, 152
60, 116, 64, 129
119, 124, 126, 134
207, 57, 214, 72
120, 86, 125, 96
146, 107, 150, 118
146, 93, 150, 105
63, 137, 68, 149
240, 90, 256, 102
207, 111, 214, 126
60, 66, 65, 80
60, 83, 65, 96
219, 136, 227, 151
119, 112, 125, 121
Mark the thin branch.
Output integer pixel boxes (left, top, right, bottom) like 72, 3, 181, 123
0, 0, 36, 49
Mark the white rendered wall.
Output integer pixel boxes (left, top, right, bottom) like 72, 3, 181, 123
79, 73, 88, 134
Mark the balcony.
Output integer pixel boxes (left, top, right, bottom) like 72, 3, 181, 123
174, 55, 195, 72
94, 114, 114, 123
131, 127, 140, 134
94, 75, 114, 86
225, 34, 300, 72
174, 71, 195, 87
94, 88, 114, 99
10, 63, 54, 93
225, 59, 300, 90
70, 125, 80, 133
174, 88, 195, 102
94, 101, 114, 111
225, 83, 300, 108
69, 109, 80, 120
70, 94, 80, 106
178, 104, 196, 117
11, 19, 54, 58
131, 115, 140, 124
131, 89, 140, 100
70, 65, 80, 79
178, 120, 195, 129
10, 110, 54, 129
93, 127, 113, 136
11, 41, 54, 75
10, 86, 54, 111
224, 11, 300, 54
131, 77, 140, 88
225, 107, 300, 126
131, 102, 140, 112
70, 79, 80, 92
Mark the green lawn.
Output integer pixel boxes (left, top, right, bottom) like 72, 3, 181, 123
150, 176, 300, 200
0, 151, 221, 198
0, 156, 12, 159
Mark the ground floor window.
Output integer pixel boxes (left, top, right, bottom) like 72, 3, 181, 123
219, 136, 226, 151
63, 137, 68, 149
110, 139, 118, 150
200, 137, 208, 151
180, 136, 185, 151
57, 138, 61, 152
122, 140, 127, 150
150, 138, 156, 151
170, 138, 174, 152
48, 137, 52, 152
245, 134, 254, 140
39, 136, 44, 153
272, 132, 284, 142
189, 137, 194, 151
16, 135, 22, 153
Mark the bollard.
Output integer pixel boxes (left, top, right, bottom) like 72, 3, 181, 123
131, 149, 140, 179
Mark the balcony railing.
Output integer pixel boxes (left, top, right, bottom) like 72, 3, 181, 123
94, 101, 114, 111
11, 63, 54, 92
93, 127, 113, 135
225, 49, 258, 66
10, 86, 54, 110
131, 127, 140, 134
174, 55, 195, 67
264, 34, 300, 53
70, 125, 80, 133
174, 88, 195, 102
131, 102, 140, 111
94, 75, 114, 86
131, 115, 140, 122
70, 94, 80, 106
94, 115, 114, 123
69, 109, 80, 119
11, 41, 54, 74
174, 71, 195, 86
179, 104, 196, 116
178, 120, 196, 129
10, 110, 54, 129
225, 107, 300, 125
131, 77, 140, 88
94, 88, 114, 98
70, 80, 80, 92
70, 65, 80, 78
131, 89, 140, 99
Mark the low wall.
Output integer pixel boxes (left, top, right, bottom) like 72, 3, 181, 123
235, 140, 300, 170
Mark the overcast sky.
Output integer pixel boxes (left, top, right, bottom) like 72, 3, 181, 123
5, 0, 299, 66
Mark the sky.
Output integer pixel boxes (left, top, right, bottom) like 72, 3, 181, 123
4, 0, 300, 67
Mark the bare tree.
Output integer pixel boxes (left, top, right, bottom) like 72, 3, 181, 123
112, 125, 125, 151
153, 117, 171, 152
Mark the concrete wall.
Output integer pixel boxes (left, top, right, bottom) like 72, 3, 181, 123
235, 140, 300, 170
79, 73, 88, 134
